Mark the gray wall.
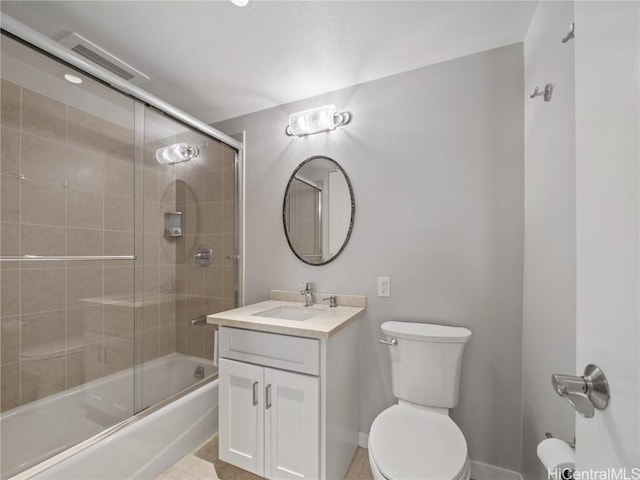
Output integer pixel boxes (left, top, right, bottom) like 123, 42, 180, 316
216, 44, 525, 471
521, 3, 576, 479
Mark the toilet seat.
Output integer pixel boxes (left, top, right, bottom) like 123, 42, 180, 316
368, 405, 469, 480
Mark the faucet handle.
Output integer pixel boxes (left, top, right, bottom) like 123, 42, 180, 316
193, 245, 213, 266
300, 282, 313, 293
322, 296, 338, 307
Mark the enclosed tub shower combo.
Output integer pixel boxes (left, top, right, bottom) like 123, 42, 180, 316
0, 17, 241, 479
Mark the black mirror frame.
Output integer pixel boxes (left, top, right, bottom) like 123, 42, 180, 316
282, 155, 355, 266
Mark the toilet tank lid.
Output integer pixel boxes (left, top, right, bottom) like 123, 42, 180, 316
381, 321, 472, 343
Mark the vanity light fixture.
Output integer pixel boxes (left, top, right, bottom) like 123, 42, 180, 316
285, 104, 351, 137
155, 142, 201, 165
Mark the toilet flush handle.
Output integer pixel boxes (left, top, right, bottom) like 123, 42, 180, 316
379, 338, 398, 346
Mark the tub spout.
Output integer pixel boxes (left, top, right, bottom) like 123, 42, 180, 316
190, 315, 206, 327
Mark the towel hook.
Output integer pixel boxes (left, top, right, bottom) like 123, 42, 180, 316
529, 83, 554, 102
561, 22, 575, 43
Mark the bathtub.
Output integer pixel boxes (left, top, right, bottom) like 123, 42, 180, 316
2, 353, 218, 480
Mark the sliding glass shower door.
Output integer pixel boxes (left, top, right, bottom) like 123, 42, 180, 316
286, 178, 322, 262
1, 32, 239, 478
0, 34, 140, 478
141, 106, 237, 410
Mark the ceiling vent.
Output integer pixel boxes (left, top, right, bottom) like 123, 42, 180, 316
59, 32, 149, 85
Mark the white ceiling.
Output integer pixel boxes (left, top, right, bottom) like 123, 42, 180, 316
0, 1, 538, 124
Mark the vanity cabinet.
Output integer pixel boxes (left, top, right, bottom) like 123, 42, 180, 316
218, 327, 321, 479
219, 358, 319, 478
210, 296, 365, 480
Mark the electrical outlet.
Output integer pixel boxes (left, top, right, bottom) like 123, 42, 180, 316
377, 276, 390, 297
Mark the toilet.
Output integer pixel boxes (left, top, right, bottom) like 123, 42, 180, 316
368, 321, 472, 480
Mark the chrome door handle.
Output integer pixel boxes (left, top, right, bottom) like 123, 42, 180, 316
551, 364, 610, 418
379, 338, 398, 346
252, 381, 259, 406
266, 384, 272, 409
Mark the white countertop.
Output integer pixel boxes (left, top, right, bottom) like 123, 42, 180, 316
207, 299, 365, 339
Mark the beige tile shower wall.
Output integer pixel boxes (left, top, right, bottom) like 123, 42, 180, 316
173, 138, 236, 361
0, 79, 177, 411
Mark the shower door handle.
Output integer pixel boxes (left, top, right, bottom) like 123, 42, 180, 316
252, 381, 259, 406
213, 329, 219, 367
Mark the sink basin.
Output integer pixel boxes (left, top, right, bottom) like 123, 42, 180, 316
253, 305, 323, 321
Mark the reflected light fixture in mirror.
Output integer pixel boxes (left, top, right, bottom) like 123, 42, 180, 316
64, 73, 83, 84
285, 104, 351, 137
229, 0, 255, 8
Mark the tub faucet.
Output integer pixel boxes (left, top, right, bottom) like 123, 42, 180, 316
300, 282, 314, 306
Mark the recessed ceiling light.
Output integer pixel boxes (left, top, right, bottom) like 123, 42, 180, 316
230, 0, 249, 6
64, 73, 83, 84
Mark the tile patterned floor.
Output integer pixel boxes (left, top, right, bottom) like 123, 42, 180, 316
156, 435, 374, 480
343, 446, 374, 480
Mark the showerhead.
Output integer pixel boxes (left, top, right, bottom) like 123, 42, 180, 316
155, 143, 201, 164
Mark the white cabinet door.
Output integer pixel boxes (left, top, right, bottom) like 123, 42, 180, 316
264, 368, 319, 480
219, 358, 264, 476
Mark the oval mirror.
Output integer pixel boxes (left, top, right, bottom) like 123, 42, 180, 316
283, 155, 355, 266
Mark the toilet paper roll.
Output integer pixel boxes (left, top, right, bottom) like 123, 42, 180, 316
537, 438, 575, 478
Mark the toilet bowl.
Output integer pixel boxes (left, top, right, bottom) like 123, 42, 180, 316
369, 321, 472, 480
368, 404, 470, 480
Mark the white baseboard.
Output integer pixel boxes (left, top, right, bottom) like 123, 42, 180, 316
469, 460, 522, 480
357, 432, 522, 480
358, 432, 369, 448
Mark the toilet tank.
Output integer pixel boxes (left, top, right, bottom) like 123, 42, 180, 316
381, 321, 472, 408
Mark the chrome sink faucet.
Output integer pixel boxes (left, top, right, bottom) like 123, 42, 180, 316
300, 282, 314, 306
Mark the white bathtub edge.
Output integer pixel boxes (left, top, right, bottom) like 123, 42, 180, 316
33, 379, 218, 480
130, 387, 218, 479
